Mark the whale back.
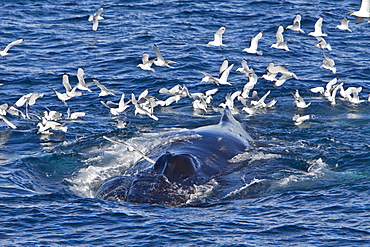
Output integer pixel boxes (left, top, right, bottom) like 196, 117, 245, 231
196, 107, 253, 147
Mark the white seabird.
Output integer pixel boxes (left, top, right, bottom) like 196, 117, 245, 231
293, 90, 311, 108
350, 0, 370, 18
238, 69, 258, 98
36, 117, 67, 134
0, 115, 17, 129
286, 13, 305, 33
242, 31, 263, 55
131, 93, 159, 121
327, 83, 343, 105
88, 7, 104, 31
239, 68, 258, 98
263, 62, 298, 87
216, 63, 234, 86
14, 92, 44, 119
76, 67, 92, 92
207, 26, 226, 49
310, 87, 324, 95
273, 73, 295, 87
192, 99, 208, 113
320, 51, 336, 74
219, 91, 241, 111
271, 25, 290, 51
62, 73, 83, 98
335, 17, 352, 32
100, 93, 131, 116
159, 84, 189, 97
194, 59, 234, 86
250, 90, 271, 108
93, 79, 115, 97
153, 44, 177, 68
219, 58, 229, 77
0, 104, 18, 129
293, 114, 312, 125
159, 84, 190, 106
236, 59, 253, 75
137, 52, 155, 73
312, 77, 340, 97
343, 86, 364, 104
0, 38, 25, 57
15, 93, 44, 108
195, 59, 229, 84
67, 107, 88, 120
43, 108, 63, 121
0, 103, 9, 116
190, 88, 218, 105
314, 37, 332, 51
242, 90, 275, 115
308, 17, 327, 37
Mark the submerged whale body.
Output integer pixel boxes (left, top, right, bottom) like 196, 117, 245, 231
95, 108, 254, 206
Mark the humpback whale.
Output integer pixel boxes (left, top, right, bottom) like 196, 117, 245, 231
95, 108, 254, 206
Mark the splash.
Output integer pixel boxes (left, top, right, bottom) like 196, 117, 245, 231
277, 158, 330, 187
68, 128, 199, 199
186, 179, 219, 205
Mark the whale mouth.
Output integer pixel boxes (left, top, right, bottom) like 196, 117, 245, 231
126, 173, 193, 206
95, 171, 194, 206
95, 152, 219, 206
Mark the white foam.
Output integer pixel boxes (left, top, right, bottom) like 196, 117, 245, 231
186, 179, 219, 204
223, 178, 266, 199
277, 158, 330, 187
228, 151, 282, 163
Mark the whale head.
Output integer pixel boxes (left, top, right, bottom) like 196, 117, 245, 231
95, 152, 215, 206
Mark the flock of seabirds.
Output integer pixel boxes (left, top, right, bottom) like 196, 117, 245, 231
0, 1, 370, 136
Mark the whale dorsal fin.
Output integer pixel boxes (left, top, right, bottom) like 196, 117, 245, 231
220, 106, 237, 125
219, 107, 254, 143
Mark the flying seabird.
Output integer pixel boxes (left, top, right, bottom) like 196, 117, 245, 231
335, 17, 352, 32
286, 13, 305, 33
137, 52, 155, 73
314, 37, 332, 51
271, 25, 290, 51
0, 38, 25, 57
350, 0, 370, 18
153, 44, 177, 68
308, 17, 327, 37
88, 8, 104, 31
207, 26, 227, 49
243, 31, 263, 55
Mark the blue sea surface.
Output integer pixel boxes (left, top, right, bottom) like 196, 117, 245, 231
1, 0, 370, 245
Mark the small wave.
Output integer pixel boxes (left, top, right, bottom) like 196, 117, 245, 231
223, 178, 267, 200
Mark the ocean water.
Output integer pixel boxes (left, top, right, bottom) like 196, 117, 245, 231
1, 0, 370, 245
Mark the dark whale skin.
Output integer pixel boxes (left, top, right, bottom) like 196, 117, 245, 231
95, 108, 253, 206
